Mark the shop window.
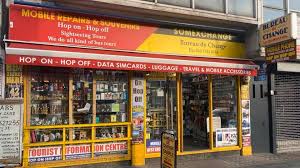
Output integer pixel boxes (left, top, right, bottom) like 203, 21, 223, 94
96, 126, 127, 139
228, 0, 255, 17
95, 71, 128, 123
263, 8, 285, 22
30, 129, 63, 143
212, 75, 238, 148
72, 69, 93, 124
263, 0, 285, 9
30, 67, 69, 126
146, 72, 177, 154
290, 0, 300, 11
158, 0, 192, 8
27, 68, 130, 163
195, 0, 225, 13
66, 128, 92, 141
182, 74, 209, 151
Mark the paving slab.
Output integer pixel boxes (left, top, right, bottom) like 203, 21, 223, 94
65, 152, 300, 168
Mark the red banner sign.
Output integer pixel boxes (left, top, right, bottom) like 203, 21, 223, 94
6, 55, 256, 76
8, 4, 246, 59
9, 4, 156, 51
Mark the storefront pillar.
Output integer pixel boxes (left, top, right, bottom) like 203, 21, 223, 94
131, 144, 146, 166
241, 146, 253, 156
240, 76, 253, 156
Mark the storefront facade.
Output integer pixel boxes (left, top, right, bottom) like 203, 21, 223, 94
4, 3, 258, 167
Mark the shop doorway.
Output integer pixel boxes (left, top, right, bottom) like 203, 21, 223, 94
182, 74, 209, 151
145, 73, 177, 154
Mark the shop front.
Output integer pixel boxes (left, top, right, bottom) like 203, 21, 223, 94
5, 4, 257, 167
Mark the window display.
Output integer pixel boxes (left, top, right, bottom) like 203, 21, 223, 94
96, 126, 127, 139
30, 68, 69, 126
212, 75, 238, 147
72, 69, 93, 124
30, 129, 63, 143
95, 71, 128, 123
28, 68, 130, 154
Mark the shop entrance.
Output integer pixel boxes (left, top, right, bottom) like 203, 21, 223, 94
145, 72, 177, 154
182, 74, 209, 151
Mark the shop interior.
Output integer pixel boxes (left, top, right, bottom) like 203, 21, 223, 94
182, 74, 209, 151
182, 74, 239, 151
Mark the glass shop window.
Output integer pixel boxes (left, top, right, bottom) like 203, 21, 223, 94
212, 75, 238, 147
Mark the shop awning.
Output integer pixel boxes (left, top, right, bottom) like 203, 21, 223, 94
5, 41, 258, 76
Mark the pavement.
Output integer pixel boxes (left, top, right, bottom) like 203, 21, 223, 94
66, 151, 300, 168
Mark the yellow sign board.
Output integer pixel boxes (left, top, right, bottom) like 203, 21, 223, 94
138, 33, 245, 59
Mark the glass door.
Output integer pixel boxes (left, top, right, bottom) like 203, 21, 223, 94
182, 74, 209, 151
145, 72, 177, 154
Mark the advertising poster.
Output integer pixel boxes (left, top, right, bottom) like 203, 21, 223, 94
146, 140, 161, 153
94, 141, 127, 156
29, 142, 128, 162
206, 117, 221, 132
242, 100, 251, 147
29, 146, 62, 162
265, 40, 297, 64
132, 79, 144, 144
216, 128, 237, 147
254, 63, 267, 81
161, 131, 176, 168
65, 144, 91, 160
5, 65, 23, 99
0, 104, 22, 164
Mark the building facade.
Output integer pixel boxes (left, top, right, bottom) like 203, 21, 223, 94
253, 0, 300, 154
1, 0, 260, 167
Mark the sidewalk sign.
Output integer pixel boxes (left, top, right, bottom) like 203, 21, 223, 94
161, 130, 177, 168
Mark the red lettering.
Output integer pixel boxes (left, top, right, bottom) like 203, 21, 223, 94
120, 144, 124, 150
111, 144, 117, 151
99, 144, 104, 152
105, 144, 110, 151
80, 146, 85, 153
31, 149, 36, 157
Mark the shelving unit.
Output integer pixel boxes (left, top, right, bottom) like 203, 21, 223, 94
95, 71, 128, 124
